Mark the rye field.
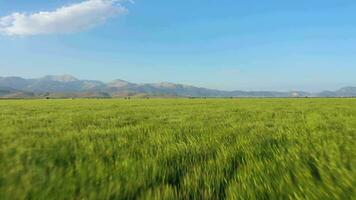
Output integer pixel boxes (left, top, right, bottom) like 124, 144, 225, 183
0, 98, 355, 200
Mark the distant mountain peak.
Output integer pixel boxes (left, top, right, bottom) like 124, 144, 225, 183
338, 86, 356, 92
108, 79, 133, 87
41, 75, 78, 82
111, 79, 130, 83
152, 82, 183, 88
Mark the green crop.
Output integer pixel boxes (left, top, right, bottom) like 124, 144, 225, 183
0, 99, 355, 199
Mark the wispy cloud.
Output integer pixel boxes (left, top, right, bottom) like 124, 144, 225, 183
0, 0, 128, 36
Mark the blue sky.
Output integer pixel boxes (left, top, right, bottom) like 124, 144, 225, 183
0, 0, 356, 91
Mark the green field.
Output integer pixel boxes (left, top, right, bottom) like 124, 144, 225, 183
0, 99, 355, 199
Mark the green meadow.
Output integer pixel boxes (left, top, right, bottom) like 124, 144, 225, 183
0, 99, 355, 199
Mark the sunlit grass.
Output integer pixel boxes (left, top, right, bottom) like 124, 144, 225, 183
0, 99, 355, 199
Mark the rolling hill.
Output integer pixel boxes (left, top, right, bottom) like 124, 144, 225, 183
0, 75, 355, 98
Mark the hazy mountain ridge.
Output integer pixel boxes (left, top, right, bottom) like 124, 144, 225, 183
0, 75, 355, 98
318, 87, 356, 97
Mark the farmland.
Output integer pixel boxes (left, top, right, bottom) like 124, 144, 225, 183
0, 99, 355, 199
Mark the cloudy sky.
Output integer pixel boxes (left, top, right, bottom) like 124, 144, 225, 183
0, 0, 356, 91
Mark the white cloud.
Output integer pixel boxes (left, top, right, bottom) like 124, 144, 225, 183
0, 0, 128, 36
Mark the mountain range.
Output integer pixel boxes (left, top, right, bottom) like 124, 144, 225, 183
0, 75, 355, 98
